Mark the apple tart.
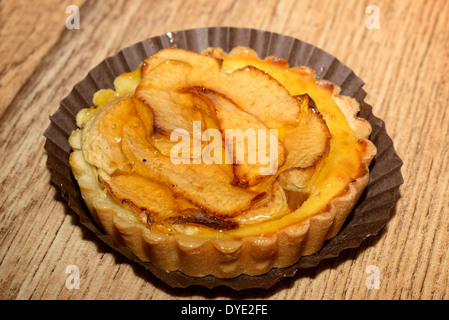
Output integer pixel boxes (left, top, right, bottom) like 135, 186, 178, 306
68, 47, 376, 278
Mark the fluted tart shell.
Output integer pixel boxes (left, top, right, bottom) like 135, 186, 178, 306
68, 47, 376, 278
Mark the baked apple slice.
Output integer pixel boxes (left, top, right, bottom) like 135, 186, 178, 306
120, 111, 265, 217
135, 49, 330, 192
183, 86, 285, 187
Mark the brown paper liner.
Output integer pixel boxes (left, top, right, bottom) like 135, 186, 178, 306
44, 27, 403, 290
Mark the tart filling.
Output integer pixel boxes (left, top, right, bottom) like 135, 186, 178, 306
69, 47, 376, 278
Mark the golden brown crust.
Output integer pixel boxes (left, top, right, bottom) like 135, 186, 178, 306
69, 47, 376, 278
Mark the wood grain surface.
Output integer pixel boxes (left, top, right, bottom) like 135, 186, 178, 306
1, 0, 448, 300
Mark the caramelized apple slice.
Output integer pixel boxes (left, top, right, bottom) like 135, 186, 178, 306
183, 87, 286, 187
277, 94, 332, 191
235, 181, 290, 224
80, 94, 136, 174
138, 49, 301, 128
120, 115, 265, 217
134, 84, 205, 137
136, 48, 331, 192
98, 169, 180, 220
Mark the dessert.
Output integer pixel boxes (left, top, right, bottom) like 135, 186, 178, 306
68, 47, 376, 278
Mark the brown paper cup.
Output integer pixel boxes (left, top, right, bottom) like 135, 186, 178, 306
44, 27, 403, 290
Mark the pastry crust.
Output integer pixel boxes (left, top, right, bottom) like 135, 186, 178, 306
69, 47, 376, 278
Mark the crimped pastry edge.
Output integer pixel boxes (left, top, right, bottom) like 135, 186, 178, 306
68, 53, 377, 279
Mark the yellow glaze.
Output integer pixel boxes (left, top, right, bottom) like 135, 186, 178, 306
215, 52, 366, 237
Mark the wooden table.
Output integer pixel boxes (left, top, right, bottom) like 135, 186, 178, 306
1, 0, 448, 300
